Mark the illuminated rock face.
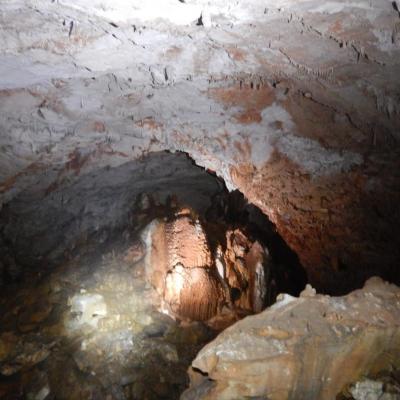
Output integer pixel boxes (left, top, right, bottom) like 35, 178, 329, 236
182, 277, 400, 400
165, 264, 221, 321
143, 210, 271, 321
143, 212, 221, 321
223, 229, 271, 313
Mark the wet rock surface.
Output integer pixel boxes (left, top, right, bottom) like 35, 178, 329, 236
183, 277, 400, 400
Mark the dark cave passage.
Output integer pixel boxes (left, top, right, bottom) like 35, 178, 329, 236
3, 151, 397, 400
0, 150, 307, 400
0, 150, 307, 303
0, 149, 398, 400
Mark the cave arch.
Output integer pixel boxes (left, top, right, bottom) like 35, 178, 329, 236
0, 150, 306, 305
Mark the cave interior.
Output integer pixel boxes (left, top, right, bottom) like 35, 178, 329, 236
0, 0, 400, 399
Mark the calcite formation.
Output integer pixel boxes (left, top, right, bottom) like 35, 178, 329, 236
142, 211, 219, 321
142, 209, 271, 321
182, 277, 400, 400
223, 229, 271, 313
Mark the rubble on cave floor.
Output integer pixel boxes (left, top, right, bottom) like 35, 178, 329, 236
0, 243, 217, 400
1, 231, 400, 400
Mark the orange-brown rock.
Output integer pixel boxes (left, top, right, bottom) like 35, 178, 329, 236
182, 277, 400, 400
165, 263, 221, 321
221, 228, 271, 313
143, 212, 220, 320
143, 213, 212, 287
143, 211, 271, 321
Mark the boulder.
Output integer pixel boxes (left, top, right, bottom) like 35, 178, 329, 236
182, 277, 400, 400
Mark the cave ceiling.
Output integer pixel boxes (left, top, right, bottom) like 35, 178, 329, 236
0, 0, 399, 292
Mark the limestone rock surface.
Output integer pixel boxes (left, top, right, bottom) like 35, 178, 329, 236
0, 0, 399, 293
182, 277, 400, 400
143, 209, 273, 321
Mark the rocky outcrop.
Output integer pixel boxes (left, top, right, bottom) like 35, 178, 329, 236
182, 277, 400, 400
142, 208, 271, 321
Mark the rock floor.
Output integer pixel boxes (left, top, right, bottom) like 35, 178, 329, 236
0, 238, 218, 400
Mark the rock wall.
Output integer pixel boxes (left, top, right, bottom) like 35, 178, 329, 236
142, 210, 271, 321
0, 0, 399, 292
0, 152, 223, 277
143, 212, 222, 321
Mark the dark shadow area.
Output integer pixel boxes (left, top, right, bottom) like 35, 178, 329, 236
0, 151, 307, 301
0, 151, 222, 283
204, 189, 308, 300
0, 151, 309, 399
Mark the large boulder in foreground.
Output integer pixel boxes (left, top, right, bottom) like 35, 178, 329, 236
182, 277, 400, 400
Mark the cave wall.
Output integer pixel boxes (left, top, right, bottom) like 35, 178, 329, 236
0, 152, 223, 272
0, 0, 399, 292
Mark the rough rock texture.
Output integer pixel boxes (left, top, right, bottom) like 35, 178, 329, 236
348, 378, 400, 400
223, 228, 271, 313
143, 209, 271, 321
0, 151, 223, 275
182, 277, 400, 400
1, 0, 400, 292
144, 211, 222, 321
0, 235, 217, 400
